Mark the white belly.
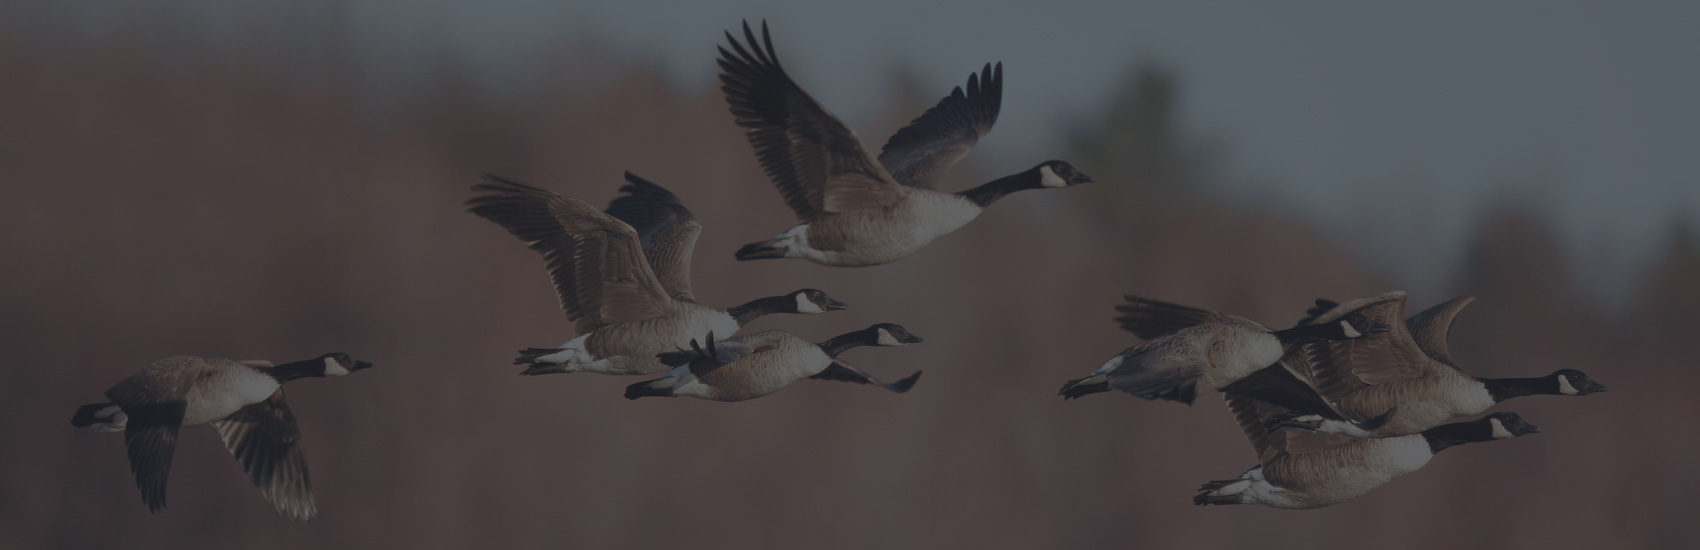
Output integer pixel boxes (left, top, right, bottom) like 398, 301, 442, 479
181, 367, 280, 425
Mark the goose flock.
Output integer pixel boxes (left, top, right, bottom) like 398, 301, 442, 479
69, 20, 1607, 520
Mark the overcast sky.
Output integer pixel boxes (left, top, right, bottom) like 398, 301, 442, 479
21, 0, 1699, 301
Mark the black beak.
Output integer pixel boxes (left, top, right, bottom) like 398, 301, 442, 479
351, 361, 374, 371
1526, 424, 1543, 434
1366, 320, 1393, 334
905, 335, 925, 344
1590, 383, 1609, 393
1071, 172, 1095, 184
824, 298, 848, 311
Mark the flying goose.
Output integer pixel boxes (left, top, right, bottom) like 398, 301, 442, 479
1271, 292, 1609, 437
1193, 367, 1540, 509
718, 21, 1093, 267
70, 353, 373, 520
1057, 295, 1389, 403
467, 173, 847, 375
624, 324, 924, 402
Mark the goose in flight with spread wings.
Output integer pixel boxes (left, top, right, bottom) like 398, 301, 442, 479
1193, 365, 1540, 509
719, 21, 1092, 267
71, 353, 373, 521
468, 173, 846, 375
625, 324, 924, 402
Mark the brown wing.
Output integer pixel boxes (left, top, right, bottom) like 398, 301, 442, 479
1222, 364, 1354, 464
108, 382, 186, 513
210, 390, 315, 521
718, 20, 905, 220
1113, 295, 1252, 340
1289, 293, 1436, 405
1402, 296, 1475, 370
603, 173, 703, 302
467, 175, 676, 332
877, 63, 1002, 188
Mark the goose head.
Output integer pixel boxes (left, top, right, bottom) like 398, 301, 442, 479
316, 352, 374, 377
789, 289, 848, 314
1330, 313, 1391, 339
1551, 369, 1609, 396
868, 323, 924, 347
1482, 412, 1542, 439
1035, 160, 1094, 188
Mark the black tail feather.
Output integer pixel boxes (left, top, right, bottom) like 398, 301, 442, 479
513, 347, 562, 365
734, 241, 786, 261
1058, 376, 1111, 400
624, 379, 674, 400
1193, 479, 1247, 506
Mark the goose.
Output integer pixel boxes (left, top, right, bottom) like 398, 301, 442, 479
70, 353, 372, 521
1272, 292, 1609, 437
718, 21, 1093, 267
1193, 367, 1541, 509
467, 173, 847, 375
624, 324, 924, 402
1057, 295, 1389, 403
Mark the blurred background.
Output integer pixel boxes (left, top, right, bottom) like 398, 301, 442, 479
3, 1, 1695, 548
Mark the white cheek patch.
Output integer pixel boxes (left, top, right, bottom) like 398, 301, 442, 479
876, 328, 901, 347
1339, 320, 1362, 339
1489, 417, 1514, 439
1039, 165, 1067, 188
323, 356, 349, 377
794, 293, 824, 314
1557, 375, 1579, 395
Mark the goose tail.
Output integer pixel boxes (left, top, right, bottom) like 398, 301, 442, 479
71, 402, 127, 432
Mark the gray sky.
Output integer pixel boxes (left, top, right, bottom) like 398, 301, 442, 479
26, 0, 1700, 300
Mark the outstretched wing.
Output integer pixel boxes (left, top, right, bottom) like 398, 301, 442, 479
604, 173, 704, 302
1114, 295, 1249, 340
1402, 296, 1475, 370
210, 390, 316, 521
718, 20, 905, 220
106, 376, 186, 514
1288, 293, 1433, 403
878, 63, 1002, 188
1222, 364, 1354, 464
467, 175, 676, 332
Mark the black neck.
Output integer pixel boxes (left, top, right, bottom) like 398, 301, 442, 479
725, 295, 794, 326
1270, 322, 1343, 345
1423, 421, 1492, 454
956, 172, 1036, 207
261, 358, 322, 383
817, 330, 872, 358
1480, 376, 1555, 402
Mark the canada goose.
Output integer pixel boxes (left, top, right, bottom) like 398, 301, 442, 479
624, 324, 924, 402
1193, 367, 1540, 509
718, 21, 1092, 267
467, 173, 847, 375
1057, 295, 1389, 403
70, 353, 372, 521
1271, 292, 1609, 437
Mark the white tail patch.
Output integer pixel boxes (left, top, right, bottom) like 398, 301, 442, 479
1039, 165, 1067, 188
1489, 417, 1514, 439
87, 406, 129, 433
794, 292, 824, 314
1092, 355, 1125, 375
323, 356, 349, 376
1211, 479, 1253, 496
1557, 375, 1579, 395
1339, 320, 1362, 338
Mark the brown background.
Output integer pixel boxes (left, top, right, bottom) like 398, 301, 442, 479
2, 21, 1696, 550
